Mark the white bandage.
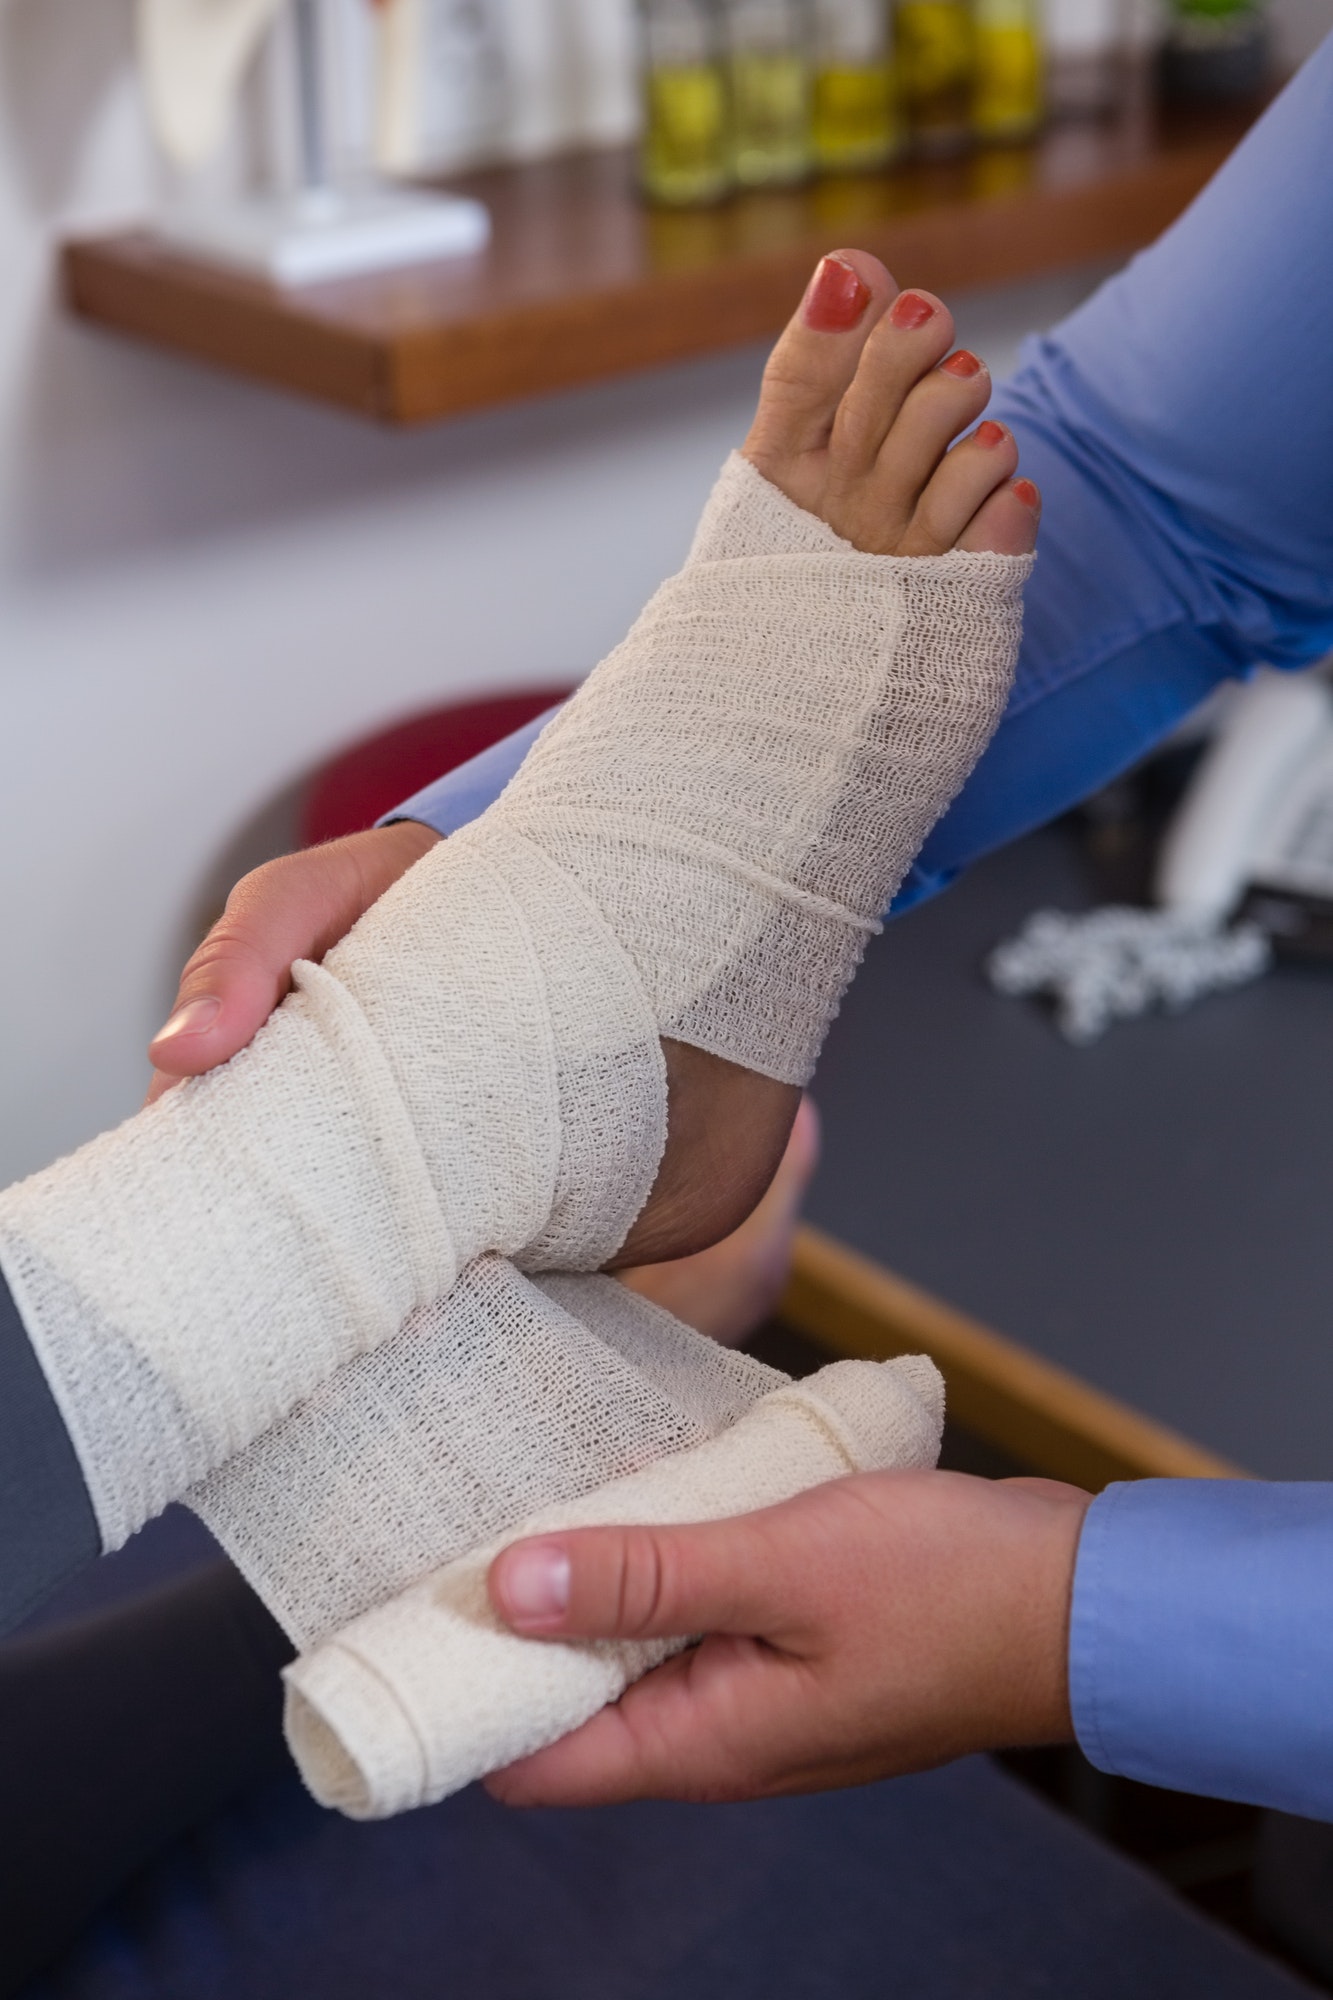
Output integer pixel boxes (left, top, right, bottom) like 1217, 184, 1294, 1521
282, 1353, 945, 1820
0, 451, 1027, 1552
188, 1261, 785, 1650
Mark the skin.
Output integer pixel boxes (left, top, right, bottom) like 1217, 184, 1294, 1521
484, 1472, 1091, 1808
146, 250, 1067, 1804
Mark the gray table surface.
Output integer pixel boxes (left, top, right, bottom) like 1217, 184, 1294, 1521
806, 827, 1333, 1481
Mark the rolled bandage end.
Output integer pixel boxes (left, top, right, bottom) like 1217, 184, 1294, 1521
283, 1354, 944, 1819
283, 1646, 423, 1823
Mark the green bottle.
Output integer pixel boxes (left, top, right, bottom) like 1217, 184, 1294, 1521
896, 0, 974, 154
813, 0, 903, 172
972, 0, 1044, 141
639, 0, 732, 206
726, 0, 816, 187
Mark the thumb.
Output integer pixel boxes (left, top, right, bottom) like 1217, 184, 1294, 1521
146, 821, 438, 1099
488, 1514, 785, 1644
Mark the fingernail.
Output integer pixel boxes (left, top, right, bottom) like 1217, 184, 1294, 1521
1012, 477, 1041, 509
803, 254, 871, 333
499, 1542, 570, 1627
151, 995, 221, 1046
941, 350, 983, 378
976, 419, 1007, 448
889, 290, 934, 331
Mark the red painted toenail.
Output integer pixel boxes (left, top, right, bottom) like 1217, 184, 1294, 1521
804, 255, 871, 332
889, 290, 934, 331
941, 350, 983, 378
1012, 478, 1040, 509
976, 420, 1007, 447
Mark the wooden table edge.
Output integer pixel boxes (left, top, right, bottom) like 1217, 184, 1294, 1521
782, 1223, 1248, 1490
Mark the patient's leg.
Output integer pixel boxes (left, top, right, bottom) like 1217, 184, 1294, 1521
0, 251, 1036, 1557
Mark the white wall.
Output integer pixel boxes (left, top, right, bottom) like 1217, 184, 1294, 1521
0, 0, 1327, 1188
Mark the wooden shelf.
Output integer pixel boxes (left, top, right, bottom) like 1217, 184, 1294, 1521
63, 94, 1263, 427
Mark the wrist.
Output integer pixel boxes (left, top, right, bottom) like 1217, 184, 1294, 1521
1000, 1480, 1092, 1747
375, 819, 441, 862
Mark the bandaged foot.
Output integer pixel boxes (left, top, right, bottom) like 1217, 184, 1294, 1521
0, 250, 1034, 1554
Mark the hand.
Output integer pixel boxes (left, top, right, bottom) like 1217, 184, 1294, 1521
145, 821, 440, 1103
485, 1469, 1092, 1807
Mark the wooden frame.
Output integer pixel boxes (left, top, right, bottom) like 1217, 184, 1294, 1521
781, 1224, 1245, 1489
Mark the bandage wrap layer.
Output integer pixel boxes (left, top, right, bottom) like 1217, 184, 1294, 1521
189, 1262, 785, 1651
0, 450, 1030, 1559
280, 1352, 946, 1820
500, 455, 1032, 1082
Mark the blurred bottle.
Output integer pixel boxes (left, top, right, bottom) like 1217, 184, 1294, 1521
725, 0, 815, 187
638, 0, 732, 205
972, 0, 1044, 140
1158, 0, 1269, 100
373, 0, 507, 174
896, 0, 975, 152
812, 0, 902, 171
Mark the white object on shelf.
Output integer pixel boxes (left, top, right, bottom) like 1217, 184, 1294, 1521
157, 183, 490, 285
139, 0, 288, 169
375, 0, 507, 175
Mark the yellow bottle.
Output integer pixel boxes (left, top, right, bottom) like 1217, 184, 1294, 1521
972, 0, 1044, 141
726, 0, 815, 187
896, 0, 974, 153
639, 0, 732, 206
812, 0, 902, 172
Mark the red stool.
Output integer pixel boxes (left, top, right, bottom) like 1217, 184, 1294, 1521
299, 689, 572, 848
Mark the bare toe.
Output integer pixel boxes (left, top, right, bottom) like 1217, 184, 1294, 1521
822, 341, 994, 552
895, 416, 1019, 555
743, 249, 895, 509
955, 475, 1041, 555
827, 289, 958, 478
742, 248, 1039, 563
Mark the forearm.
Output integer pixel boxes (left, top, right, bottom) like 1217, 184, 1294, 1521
0, 1265, 99, 1635
1070, 1480, 1333, 1820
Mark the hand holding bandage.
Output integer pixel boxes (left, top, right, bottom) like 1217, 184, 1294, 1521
281, 1356, 945, 1818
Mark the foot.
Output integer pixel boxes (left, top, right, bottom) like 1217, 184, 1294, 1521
619, 1097, 820, 1344
616, 250, 1038, 1270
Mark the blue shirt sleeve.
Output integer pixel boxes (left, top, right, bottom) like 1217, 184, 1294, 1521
1070, 1480, 1333, 1820
378, 708, 561, 839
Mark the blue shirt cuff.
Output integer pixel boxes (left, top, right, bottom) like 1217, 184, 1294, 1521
1070, 1479, 1333, 1819
377, 708, 562, 838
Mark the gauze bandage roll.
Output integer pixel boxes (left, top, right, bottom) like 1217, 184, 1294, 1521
283, 1354, 945, 1819
0, 450, 1027, 1554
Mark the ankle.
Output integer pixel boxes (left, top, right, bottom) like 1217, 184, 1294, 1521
609, 1042, 800, 1268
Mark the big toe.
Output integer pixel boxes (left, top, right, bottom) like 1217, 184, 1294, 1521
743, 249, 895, 482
